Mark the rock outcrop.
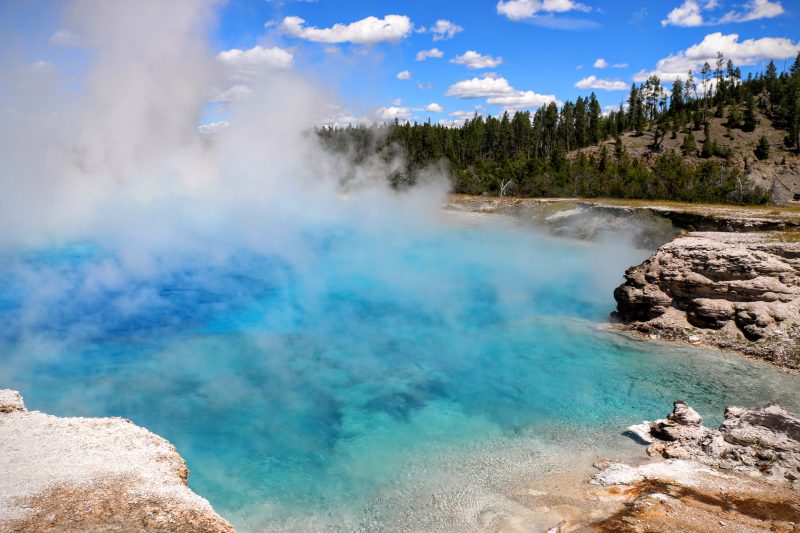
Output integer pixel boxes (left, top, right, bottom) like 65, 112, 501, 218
0, 390, 235, 533
642, 401, 800, 486
613, 231, 800, 369
581, 402, 800, 532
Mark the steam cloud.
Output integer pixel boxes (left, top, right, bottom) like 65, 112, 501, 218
0, 0, 448, 252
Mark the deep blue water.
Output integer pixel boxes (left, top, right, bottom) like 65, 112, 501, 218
1, 215, 798, 531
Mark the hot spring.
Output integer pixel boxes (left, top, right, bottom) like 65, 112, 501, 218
2, 209, 799, 531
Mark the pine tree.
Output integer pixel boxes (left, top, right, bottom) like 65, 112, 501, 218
588, 93, 602, 144
615, 135, 625, 160
742, 92, 758, 132
755, 135, 770, 160
726, 102, 742, 129
670, 78, 684, 112
701, 122, 713, 158
682, 131, 697, 154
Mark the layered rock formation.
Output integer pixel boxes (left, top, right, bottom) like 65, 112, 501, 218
641, 401, 800, 486
0, 390, 235, 533
613, 231, 800, 369
582, 401, 800, 532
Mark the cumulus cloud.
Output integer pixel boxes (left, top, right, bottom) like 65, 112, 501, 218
593, 58, 608, 68
279, 15, 412, 45
425, 103, 444, 113
217, 45, 293, 77
662, 0, 784, 27
662, 0, 705, 27
447, 75, 560, 110
416, 48, 444, 61
375, 106, 412, 121
450, 51, 503, 69
396, 70, 411, 80
497, 0, 591, 20
634, 32, 800, 82
416, 82, 433, 90
487, 91, 561, 110
575, 75, 629, 91
446, 75, 515, 98
426, 19, 463, 41
450, 109, 479, 118
720, 0, 784, 22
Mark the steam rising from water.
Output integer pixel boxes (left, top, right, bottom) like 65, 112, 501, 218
0, 0, 446, 251
3, 3, 800, 532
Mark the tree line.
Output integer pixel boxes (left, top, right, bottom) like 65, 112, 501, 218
318, 53, 800, 205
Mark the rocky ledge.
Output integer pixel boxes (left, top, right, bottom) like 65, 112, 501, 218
579, 401, 800, 532
613, 231, 800, 370
0, 390, 234, 533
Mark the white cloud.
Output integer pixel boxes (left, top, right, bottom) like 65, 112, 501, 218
197, 121, 230, 136
450, 109, 477, 118
447, 75, 560, 110
426, 103, 444, 113
279, 15, 412, 45
416, 48, 444, 61
211, 84, 255, 103
662, 0, 704, 27
720, 0, 784, 22
217, 45, 294, 76
593, 58, 608, 68
416, 82, 433, 89
662, 0, 784, 26
376, 106, 412, 121
446, 76, 515, 98
497, 0, 591, 20
29, 60, 55, 73
488, 91, 560, 110
397, 70, 412, 80
450, 51, 503, 69
575, 75, 629, 91
392, 98, 403, 105
634, 32, 800, 82
612, 63, 629, 68
428, 19, 463, 41
49, 29, 81, 47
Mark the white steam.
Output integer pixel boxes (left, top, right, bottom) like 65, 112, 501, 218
0, 0, 448, 250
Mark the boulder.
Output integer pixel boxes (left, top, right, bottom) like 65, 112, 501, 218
613, 232, 800, 369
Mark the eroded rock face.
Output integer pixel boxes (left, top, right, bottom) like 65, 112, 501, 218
0, 390, 235, 533
613, 232, 800, 369
641, 401, 800, 487
586, 401, 800, 533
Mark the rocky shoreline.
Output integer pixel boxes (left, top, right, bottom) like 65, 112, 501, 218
578, 401, 800, 532
612, 231, 800, 371
447, 194, 800, 371
0, 390, 234, 533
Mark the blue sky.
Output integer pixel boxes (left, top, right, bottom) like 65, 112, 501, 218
211, 0, 800, 124
4, 0, 800, 127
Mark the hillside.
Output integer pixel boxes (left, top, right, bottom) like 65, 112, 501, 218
580, 108, 800, 204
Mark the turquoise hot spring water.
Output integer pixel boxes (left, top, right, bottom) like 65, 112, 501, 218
1, 211, 798, 531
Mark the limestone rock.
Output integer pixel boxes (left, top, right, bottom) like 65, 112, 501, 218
0, 390, 25, 413
668, 401, 703, 426
627, 401, 800, 486
720, 404, 800, 453
0, 389, 235, 533
613, 232, 800, 369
